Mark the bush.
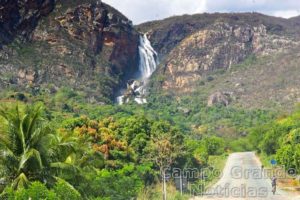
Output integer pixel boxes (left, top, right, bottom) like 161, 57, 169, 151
229, 138, 253, 152
276, 145, 295, 169
206, 76, 214, 82
1, 182, 58, 200
260, 129, 281, 155
194, 145, 209, 166
53, 179, 81, 200
202, 136, 225, 155
79, 166, 143, 200
0, 180, 81, 200
293, 144, 300, 173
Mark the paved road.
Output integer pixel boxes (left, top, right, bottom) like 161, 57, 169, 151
191, 152, 300, 200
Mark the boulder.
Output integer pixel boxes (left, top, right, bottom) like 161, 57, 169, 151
208, 91, 232, 107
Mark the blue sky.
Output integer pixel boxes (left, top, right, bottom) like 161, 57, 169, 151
102, 0, 300, 24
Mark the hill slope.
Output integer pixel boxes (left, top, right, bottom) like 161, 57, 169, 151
0, 3, 299, 109
137, 13, 300, 109
0, 0, 139, 103
188, 47, 300, 110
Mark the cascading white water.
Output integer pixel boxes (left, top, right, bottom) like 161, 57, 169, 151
138, 34, 158, 80
116, 34, 158, 105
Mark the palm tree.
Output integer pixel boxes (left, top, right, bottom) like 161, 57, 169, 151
0, 104, 76, 190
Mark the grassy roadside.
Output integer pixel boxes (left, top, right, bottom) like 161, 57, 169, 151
257, 153, 300, 192
137, 183, 190, 200
206, 154, 228, 187
137, 154, 228, 200
188, 154, 228, 197
257, 152, 276, 168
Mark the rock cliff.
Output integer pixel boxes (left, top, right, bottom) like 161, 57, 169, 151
0, 0, 55, 45
0, 0, 139, 103
1, 3, 300, 108
159, 22, 298, 92
138, 13, 300, 96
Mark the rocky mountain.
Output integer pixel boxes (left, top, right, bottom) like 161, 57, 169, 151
137, 13, 300, 57
137, 13, 300, 109
0, 0, 55, 45
0, 0, 139, 103
0, 1, 299, 108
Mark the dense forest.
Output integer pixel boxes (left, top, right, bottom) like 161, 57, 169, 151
0, 95, 298, 199
0, 102, 223, 199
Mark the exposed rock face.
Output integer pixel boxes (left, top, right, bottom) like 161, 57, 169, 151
137, 13, 300, 57
51, 2, 138, 74
0, 0, 140, 102
161, 23, 298, 92
1, 5, 300, 107
0, 0, 55, 46
202, 47, 300, 109
138, 13, 300, 94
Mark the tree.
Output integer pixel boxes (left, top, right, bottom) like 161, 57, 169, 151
202, 136, 225, 155
151, 135, 175, 200
260, 129, 281, 155
0, 104, 76, 189
293, 144, 300, 173
146, 121, 184, 200
276, 145, 295, 169
193, 145, 209, 166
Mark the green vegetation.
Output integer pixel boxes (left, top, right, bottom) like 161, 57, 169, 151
1, 87, 299, 199
0, 102, 229, 199
1, 180, 81, 200
0, 104, 76, 190
0, 71, 297, 199
1, 1, 300, 198
248, 106, 300, 173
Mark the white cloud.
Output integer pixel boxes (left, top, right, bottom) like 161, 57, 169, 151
272, 10, 300, 18
102, 0, 300, 24
103, 0, 207, 24
205, 0, 300, 12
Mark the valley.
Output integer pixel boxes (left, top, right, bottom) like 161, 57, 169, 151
0, 0, 299, 200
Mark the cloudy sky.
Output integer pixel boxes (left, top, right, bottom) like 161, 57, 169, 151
102, 0, 300, 24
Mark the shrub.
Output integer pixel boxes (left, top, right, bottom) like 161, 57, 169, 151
53, 179, 81, 200
0, 180, 81, 200
202, 136, 225, 155
1, 182, 58, 200
276, 145, 295, 169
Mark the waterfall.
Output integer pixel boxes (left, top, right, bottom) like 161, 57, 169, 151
138, 34, 158, 80
116, 34, 158, 105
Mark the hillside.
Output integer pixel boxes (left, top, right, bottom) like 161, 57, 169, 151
137, 13, 300, 109
0, 0, 140, 103
137, 13, 300, 56
179, 47, 300, 110
0, 2, 299, 109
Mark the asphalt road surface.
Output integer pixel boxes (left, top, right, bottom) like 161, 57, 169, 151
191, 152, 300, 200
